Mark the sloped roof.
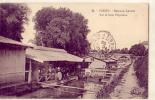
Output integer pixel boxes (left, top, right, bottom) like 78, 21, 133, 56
33, 46, 67, 53
0, 36, 30, 47
119, 55, 128, 58
103, 59, 117, 63
88, 59, 106, 69
26, 46, 84, 63
111, 53, 130, 60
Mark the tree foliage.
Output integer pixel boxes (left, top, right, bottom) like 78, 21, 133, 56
110, 48, 129, 54
134, 55, 148, 98
110, 49, 121, 53
129, 44, 147, 56
0, 3, 30, 41
120, 48, 129, 54
33, 7, 90, 56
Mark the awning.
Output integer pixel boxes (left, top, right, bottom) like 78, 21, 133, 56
26, 46, 84, 63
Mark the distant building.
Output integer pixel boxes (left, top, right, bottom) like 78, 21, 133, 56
0, 36, 30, 87
118, 56, 130, 63
103, 59, 118, 69
85, 55, 119, 76
141, 41, 148, 49
85, 58, 107, 77
86, 59, 117, 79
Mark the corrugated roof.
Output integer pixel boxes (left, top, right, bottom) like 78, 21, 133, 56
26, 46, 84, 63
0, 36, 30, 47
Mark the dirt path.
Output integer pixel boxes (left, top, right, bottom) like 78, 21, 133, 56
109, 61, 144, 99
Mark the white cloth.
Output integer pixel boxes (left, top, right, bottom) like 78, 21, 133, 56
57, 71, 62, 80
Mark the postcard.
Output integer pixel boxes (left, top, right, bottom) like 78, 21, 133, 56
0, 2, 149, 99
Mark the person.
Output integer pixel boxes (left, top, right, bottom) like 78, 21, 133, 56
56, 67, 62, 84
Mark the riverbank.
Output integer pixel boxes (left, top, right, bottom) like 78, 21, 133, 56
109, 59, 145, 99
0, 57, 135, 99
96, 59, 132, 98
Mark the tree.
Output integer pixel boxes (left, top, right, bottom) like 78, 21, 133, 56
133, 53, 148, 98
110, 49, 121, 53
0, 3, 30, 41
33, 7, 90, 56
120, 48, 129, 54
129, 44, 146, 56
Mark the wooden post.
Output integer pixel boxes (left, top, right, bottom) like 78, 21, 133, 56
45, 64, 48, 81
28, 59, 32, 83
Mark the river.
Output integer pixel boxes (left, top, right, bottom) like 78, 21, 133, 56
20, 80, 103, 99
17, 59, 145, 99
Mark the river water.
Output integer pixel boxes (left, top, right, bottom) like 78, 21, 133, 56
19, 59, 145, 99
20, 80, 102, 99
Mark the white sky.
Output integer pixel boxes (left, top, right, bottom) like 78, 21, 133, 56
22, 3, 148, 49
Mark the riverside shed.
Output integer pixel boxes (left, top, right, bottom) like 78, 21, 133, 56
0, 36, 30, 87
26, 46, 85, 83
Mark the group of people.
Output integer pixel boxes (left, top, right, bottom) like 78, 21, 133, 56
39, 65, 80, 83
49, 66, 70, 81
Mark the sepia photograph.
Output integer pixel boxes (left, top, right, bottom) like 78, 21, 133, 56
0, 2, 148, 99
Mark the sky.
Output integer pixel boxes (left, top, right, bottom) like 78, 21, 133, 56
22, 3, 148, 49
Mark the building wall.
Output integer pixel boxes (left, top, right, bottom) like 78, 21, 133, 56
0, 48, 26, 84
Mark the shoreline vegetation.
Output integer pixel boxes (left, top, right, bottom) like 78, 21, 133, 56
97, 54, 148, 99
96, 60, 132, 98
133, 55, 148, 98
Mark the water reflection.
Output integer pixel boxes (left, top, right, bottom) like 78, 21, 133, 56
82, 82, 103, 99
21, 80, 104, 99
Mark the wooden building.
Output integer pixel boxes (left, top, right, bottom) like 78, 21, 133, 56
0, 36, 30, 88
103, 59, 118, 69
26, 46, 85, 84
85, 58, 107, 78
118, 56, 130, 63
